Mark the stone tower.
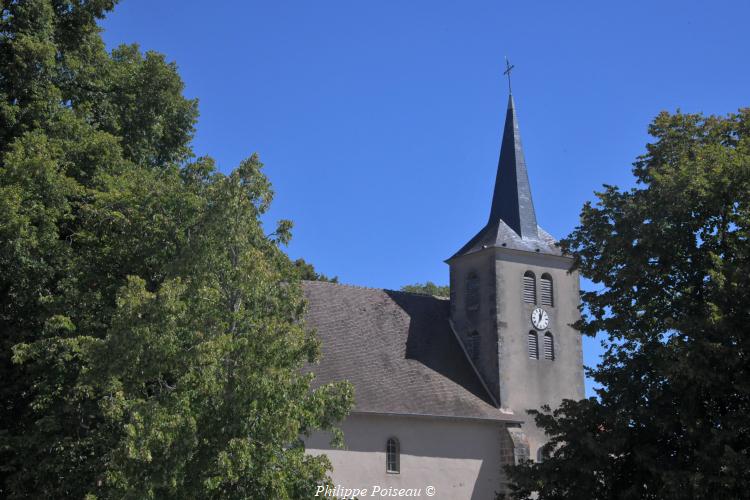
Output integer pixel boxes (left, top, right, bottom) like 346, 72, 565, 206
447, 93, 585, 457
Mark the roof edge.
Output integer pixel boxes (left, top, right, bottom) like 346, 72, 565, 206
446, 245, 575, 268
301, 280, 450, 300
446, 223, 562, 263
349, 410, 521, 425
447, 318, 500, 409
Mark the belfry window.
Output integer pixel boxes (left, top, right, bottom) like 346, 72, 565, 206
543, 332, 554, 360
386, 437, 400, 473
467, 331, 480, 362
540, 273, 553, 307
528, 331, 539, 359
466, 272, 480, 312
523, 271, 536, 304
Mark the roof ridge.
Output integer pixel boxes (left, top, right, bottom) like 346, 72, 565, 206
387, 289, 450, 300
301, 280, 449, 300
301, 280, 383, 292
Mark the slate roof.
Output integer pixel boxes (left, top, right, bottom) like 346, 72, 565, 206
451, 94, 561, 260
448, 220, 561, 260
488, 94, 538, 240
303, 281, 514, 422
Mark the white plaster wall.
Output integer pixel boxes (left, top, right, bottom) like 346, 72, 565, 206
306, 413, 507, 500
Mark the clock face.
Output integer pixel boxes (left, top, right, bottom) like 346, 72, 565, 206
531, 307, 549, 330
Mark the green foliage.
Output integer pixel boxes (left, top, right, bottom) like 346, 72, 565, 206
0, 2, 352, 498
293, 258, 339, 283
400, 282, 450, 297
505, 109, 750, 499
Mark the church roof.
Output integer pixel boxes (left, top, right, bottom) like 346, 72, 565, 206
490, 94, 538, 239
303, 280, 514, 422
450, 94, 559, 260
449, 220, 561, 259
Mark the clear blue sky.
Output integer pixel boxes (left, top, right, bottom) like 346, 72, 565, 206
100, 0, 749, 396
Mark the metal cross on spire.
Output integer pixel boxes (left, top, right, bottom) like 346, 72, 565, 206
503, 56, 515, 94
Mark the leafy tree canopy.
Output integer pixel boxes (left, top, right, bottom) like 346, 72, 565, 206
506, 109, 750, 499
293, 258, 339, 283
0, 1, 352, 498
401, 282, 450, 297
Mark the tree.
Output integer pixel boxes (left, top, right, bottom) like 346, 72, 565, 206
505, 109, 750, 499
293, 258, 339, 283
0, 2, 351, 498
400, 282, 450, 297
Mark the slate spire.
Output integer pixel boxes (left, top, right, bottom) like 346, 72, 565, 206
488, 94, 538, 239
447, 91, 555, 262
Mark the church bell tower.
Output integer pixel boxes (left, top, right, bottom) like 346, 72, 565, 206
446, 83, 585, 456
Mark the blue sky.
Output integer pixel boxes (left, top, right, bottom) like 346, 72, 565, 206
101, 0, 749, 396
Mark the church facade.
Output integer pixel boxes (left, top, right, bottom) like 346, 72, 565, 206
305, 93, 585, 499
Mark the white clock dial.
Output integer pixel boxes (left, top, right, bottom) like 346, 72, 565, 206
531, 307, 549, 330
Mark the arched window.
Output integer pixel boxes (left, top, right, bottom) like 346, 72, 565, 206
467, 331, 480, 362
543, 332, 554, 360
540, 273, 554, 307
523, 271, 536, 304
466, 272, 479, 312
386, 437, 400, 473
528, 331, 539, 359
537, 447, 545, 463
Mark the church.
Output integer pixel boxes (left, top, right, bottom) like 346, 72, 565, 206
304, 89, 585, 499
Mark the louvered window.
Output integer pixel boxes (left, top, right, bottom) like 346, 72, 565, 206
523, 271, 536, 304
540, 273, 553, 307
528, 331, 539, 359
386, 438, 400, 473
543, 332, 554, 360
466, 272, 479, 312
467, 331, 480, 362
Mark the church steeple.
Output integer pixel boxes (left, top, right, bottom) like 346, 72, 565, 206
446, 69, 585, 464
448, 89, 554, 262
488, 94, 538, 239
